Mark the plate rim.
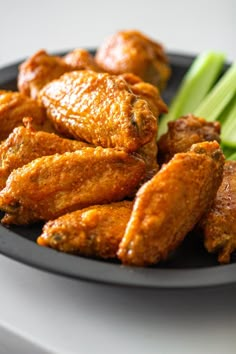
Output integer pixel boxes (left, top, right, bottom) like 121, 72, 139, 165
0, 51, 235, 289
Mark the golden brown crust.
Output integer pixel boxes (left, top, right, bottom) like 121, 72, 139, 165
158, 114, 221, 164
118, 141, 224, 266
18, 50, 72, 99
95, 30, 171, 90
63, 48, 100, 72
0, 147, 145, 224
39, 70, 160, 152
37, 201, 133, 259
0, 122, 90, 191
201, 161, 236, 263
0, 90, 47, 141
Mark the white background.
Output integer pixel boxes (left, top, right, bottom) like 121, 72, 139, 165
0, 0, 235, 67
0, 1, 236, 353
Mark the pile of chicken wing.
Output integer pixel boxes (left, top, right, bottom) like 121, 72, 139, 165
0, 30, 235, 266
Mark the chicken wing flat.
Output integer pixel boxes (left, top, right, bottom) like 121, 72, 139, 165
0, 120, 90, 190
37, 201, 133, 259
118, 141, 224, 266
0, 147, 145, 224
158, 114, 221, 164
63, 48, 99, 72
95, 30, 171, 90
201, 161, 236, 264
0, 90, 47, 141
39, 70, 165, 152
18, 50, 72, 99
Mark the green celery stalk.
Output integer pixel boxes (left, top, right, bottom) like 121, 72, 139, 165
194, 62, 236, 121
158, 51, 225, 137
227, 152, 236, 161
221, 96, 236, 147
221, 145, 236, 159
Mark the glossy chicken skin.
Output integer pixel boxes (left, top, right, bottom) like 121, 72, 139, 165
63, 48, 99, 72
0, 120, 90, 190
95, 30, 171, 90
39, 70, 166, 152
118, 141, 224, 266
37, 201, 133, 259
0, 90, 47, 141
18, 50, 72, 99
0, 147, 145, 224
201, 161, 236, 264
158, 114, 221, 164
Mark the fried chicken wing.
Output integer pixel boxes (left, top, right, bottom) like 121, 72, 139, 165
37, 201, 133, 259
18, 50, 72, 99
201, 161, 236, 264
0, 147, 145, 224
137, 137, 159, 182
95, 30, 171, 90
158, 114, 221, 164
0, 119, 90, 191
63, 48, 99, 72
118, 141, 224, 266
39, 70, 165, 152
0, 90, 47, 141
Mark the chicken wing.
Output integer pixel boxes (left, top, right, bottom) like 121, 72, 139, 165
0, 119, 90, 190
95, 30, 171, 90
118, 141, 224, 266
37, 201, 133, 259
63, 48, 99, 72
0, 147, 145, 224
17, 50, 72, 99
137, 137, 159, 182
201, 161, 236, 264
158, 114, 221, 164
0, 90, 47, 141
39, 70, 166, 152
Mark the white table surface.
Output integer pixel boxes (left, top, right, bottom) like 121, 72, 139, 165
0, 1, 235, 353
0, 255, 236, 354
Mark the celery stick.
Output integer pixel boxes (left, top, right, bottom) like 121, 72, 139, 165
221, 96, 236, 147
194, 62, 236, 121
227, 152, 236, 161
158, 51, 225, 137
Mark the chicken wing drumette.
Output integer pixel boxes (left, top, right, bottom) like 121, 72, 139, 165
95, 30, 171, 90
201, 161, 236, 264
39, 70, 167, 152
158, 114, 221, 164
118, 141, 224, 266
18, 49, 100, 100
37, 201, 133, 259
63, 48, 99, 72
0, 147, 145, 224
0, 90, 47, 141
0, 118, 90, 190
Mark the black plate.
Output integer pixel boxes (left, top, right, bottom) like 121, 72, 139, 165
0, 52, 235, 289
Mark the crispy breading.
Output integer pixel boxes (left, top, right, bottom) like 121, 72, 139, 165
158, 114, 221, 164
17, 50, 72, 99
39, 70, 165, 152
0, 147, 145, 224
201, 161, 236, 264
63, 48, 99, 72
37, 201, 133, 259
0, 120, 90, 190
118, 141, 224, 266
0, 90, 47, 141
95, 30, 171, 90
